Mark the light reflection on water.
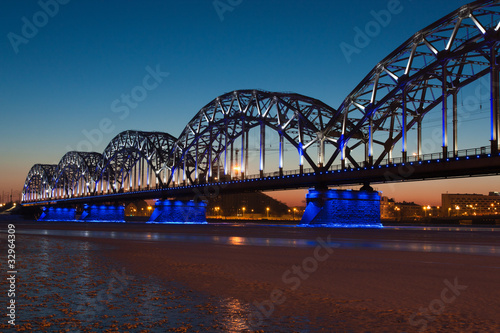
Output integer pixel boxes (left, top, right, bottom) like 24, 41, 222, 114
385, 225, 500, 232
8, 235, 299, 332
12, 229, 500, 256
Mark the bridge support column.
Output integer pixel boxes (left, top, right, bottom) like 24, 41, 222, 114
299, 188, 382, 228
38, 206, 76, 222
491, 46, 500, 155
80, 204, 125, 223
147, 199, 207, 224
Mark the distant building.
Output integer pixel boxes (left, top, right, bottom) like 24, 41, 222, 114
380, 196, 424, 221
380, 196, 396, 219
125, 200, 152, 216
395, 201, 423, 221
441, 192, 500, 217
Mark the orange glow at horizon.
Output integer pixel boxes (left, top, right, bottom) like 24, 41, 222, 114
265, 175, 500, 208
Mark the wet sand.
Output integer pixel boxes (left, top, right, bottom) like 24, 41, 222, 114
3, 221, 500, 332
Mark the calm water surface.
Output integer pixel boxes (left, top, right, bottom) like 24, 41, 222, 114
1, 235, 313, 332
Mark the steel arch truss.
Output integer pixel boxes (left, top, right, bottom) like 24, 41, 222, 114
327, 0, 500, 169
171, 90, 346, 185
101, 130, 177, 192
21, 1, 500, 204
22, 164, 57, 202
53, 151, 103, 198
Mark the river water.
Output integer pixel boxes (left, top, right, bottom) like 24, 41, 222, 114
1, 233, 312, 332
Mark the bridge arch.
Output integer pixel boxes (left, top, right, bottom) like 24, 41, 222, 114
53, 152, 103, 198
22, 164, 57, 202
101, 130, 177, 192
326, 1, 500, 169
170, 90, 349, 185
20, 1, 500, 205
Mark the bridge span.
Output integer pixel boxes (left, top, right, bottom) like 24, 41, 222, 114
21, 1, 500, 226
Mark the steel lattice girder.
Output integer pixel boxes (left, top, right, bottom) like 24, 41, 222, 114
101, 130, 177, 189
23, 164, 57, 198
326, 0, 500, 168
171, 90, 353, 185
21, 1, 500, 202
54, 151, 103, 195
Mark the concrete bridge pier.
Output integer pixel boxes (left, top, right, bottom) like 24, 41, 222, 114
299, 186, 382, 228
79, 204, 125, 223
147, 199, 207, 224
38, 206, 76, 222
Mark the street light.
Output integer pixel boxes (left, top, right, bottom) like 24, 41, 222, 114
266, 207, 270, 218
242, 206, 246, 217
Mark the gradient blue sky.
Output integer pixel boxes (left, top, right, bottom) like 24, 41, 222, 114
1, 0, 497, 206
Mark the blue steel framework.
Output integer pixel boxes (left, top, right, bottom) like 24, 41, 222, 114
22, 0, 500, 203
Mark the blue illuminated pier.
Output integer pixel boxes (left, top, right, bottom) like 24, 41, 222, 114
300, 189, 382, 228
80, 204, 125, 223
148, 200, 207, 224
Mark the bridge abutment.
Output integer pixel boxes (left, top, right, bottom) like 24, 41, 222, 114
299, 188, 382, 228
147, 199, 207, 224
80, 204, 125, 223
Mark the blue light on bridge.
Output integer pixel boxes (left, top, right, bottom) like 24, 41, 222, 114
38, 207, 77, 222
80, 204, 126, 223
147, 221, 208, 225
300, 189, 382, 228
300, 223, 383, 229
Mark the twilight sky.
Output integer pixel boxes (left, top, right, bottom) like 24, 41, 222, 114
0, 0, 498, 206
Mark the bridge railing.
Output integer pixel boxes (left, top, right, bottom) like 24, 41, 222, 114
245, 145, 493, 179
367, 146, 492, 168
23, 145, 495, 203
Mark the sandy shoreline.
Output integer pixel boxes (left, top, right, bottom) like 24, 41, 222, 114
3, 221, 500, 332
